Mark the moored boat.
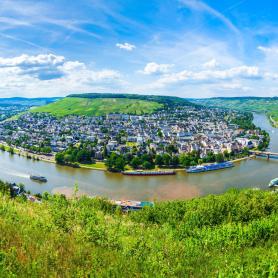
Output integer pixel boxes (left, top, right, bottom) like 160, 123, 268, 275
122, 170, 175, 176
30, 175, 47, 182
186, 161, 234, 173
269, 178, 278, 188
186, 165, 206, 173
113, 200, 154, 211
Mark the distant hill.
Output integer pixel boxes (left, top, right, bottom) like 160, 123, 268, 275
30, 93, 194, 117
193, 97, 278, 126
0, 97, 60, 106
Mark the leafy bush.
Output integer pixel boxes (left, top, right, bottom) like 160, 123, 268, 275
0, 188, 277, 277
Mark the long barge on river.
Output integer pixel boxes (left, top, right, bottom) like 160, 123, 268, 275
186, 161, 234, 173
122, 170, 176, 176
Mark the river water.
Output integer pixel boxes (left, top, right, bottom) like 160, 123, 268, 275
0, 113, 277, 200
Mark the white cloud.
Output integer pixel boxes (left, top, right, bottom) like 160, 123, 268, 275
218, 82, 251, 91
116, 42, 136, 51
0, 53, 124, 97
257, 45, 278, 73
0, 53, 64, 68
203, 59, 218, 69
264, 72, 278, 80
141, 62, 173, 75
153, 65, 261, 88
258, 46, 278, 55
0, 54, 65, 80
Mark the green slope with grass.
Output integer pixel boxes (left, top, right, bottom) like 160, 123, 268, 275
31, 97, 164, 117
0, 181, 277, 277
194, 97, 278, 126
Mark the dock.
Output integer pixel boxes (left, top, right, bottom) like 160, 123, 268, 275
250, 150, 278, 160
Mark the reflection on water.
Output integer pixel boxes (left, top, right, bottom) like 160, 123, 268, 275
0, 113, 277, 200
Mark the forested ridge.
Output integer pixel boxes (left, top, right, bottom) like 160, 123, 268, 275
0, 179, 277, 277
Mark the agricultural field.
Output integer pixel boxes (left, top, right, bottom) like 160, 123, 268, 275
0, 183, 277, 277
31, 97, 164, 117
194, 97, 278, 126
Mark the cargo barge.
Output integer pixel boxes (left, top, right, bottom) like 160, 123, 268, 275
186, 161, 234, 173
122, 170, 176, 176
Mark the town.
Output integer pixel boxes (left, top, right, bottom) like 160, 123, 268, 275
0, 105, 269, 171
0, 104, 29, 121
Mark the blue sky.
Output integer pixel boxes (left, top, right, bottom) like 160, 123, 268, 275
0, 0, 278, 98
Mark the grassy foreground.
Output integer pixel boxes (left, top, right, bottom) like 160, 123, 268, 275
31, 97, 163, 117
0, 184, 277, 277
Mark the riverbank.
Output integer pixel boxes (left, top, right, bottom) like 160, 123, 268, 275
0, 142, 55, 163
0, 140, 256, 173
76, 155, 256, 173
269, 115, 278, 128
0, 142, 109, 170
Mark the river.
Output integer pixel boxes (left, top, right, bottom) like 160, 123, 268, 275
0, 113, 277, 200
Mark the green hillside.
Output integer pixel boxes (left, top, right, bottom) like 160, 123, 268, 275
68, 93, 193, 107
31, 97, 164, 117
0, 181, 278, 277
194, 97, 278, 126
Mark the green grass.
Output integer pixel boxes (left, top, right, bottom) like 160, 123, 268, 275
126, 142, 138, 147
195, 97, 278, 126
79, 161, 106, 170
31, 97, 163, 117
0, 184, 277, 277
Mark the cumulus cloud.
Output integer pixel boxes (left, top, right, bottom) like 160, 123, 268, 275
148, 65, 262, 89
116, 42, 136, 51
203, 59, 218, 69
0, 54, 64, 67
141, 62, 174, 75
218, 82, 251, 91
0, 54, 65, 80
0, 53, 124, 97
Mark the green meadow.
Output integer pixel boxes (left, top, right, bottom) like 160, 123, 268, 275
31, 97, 163, 117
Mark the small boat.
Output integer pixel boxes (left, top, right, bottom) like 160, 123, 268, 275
113, 200, 154, 211
269, 178, 278, 188
30, 175, 47, 182
186, 161, 234, 173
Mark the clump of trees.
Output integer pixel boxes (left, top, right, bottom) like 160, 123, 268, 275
104, 150, 247, 172
230, 112, 256, 129
258, 129, 270, 150
105, 152, 126, 172
55, 142, 96, 166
